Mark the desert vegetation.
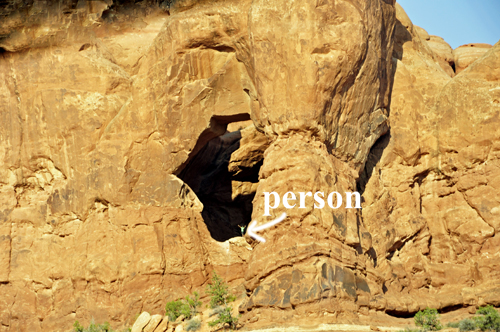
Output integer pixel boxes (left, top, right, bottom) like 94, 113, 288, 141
399, 306, 500, 332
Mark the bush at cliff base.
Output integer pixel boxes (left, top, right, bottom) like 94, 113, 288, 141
415, 308, 442, 331
474, 305, 500, 332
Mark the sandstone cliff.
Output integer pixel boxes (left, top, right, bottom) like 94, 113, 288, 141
361, 3, 500, 316
0, 1, 499, 331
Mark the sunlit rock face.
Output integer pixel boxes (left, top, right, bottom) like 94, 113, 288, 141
454, 43, 493, 74
239, 0, 397, 321
360, 3, 500, 317
0, 0, 397, 327
1, 0, 500, 330
0, 1, 256, 330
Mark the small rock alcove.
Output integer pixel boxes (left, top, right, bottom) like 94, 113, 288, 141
177, 122, 267, 242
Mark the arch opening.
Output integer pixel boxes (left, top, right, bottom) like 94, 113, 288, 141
178, 123, 266, 242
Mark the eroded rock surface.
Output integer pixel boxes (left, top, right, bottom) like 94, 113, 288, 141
239, 0, 396, 323
0, 0, 499, 331
454, 43, 493, 74
0, 1, 254, 330
360, 3, 500, 316
413, 25, 455, 77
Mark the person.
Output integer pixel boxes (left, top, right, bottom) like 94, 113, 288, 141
237, 225, 246, 236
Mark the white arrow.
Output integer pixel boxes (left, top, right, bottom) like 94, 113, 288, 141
247, 212, 287, 243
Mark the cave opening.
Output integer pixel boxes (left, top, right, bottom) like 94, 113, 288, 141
178, 122, 264, 242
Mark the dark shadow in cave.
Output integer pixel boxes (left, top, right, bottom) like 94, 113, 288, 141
178, 130, 262, 242
357, 131, 391, 196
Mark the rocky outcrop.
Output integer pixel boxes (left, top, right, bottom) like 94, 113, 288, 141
427, 35, 455, 77
237, 0, 396, 322
412, 28, 494, 77
130, 312, 170, 332
413, 25, 430, 41
1, 0, 499, 331
0, 1, 254, 330
454, 43, 493, 74
361, 3, 500, 316
413, 25, 455, 77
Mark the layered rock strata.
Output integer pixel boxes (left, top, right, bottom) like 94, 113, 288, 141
238, 0, 396, 321
360, 3, 500, 316
0, 1, 255, 330
0, 0, 499, 331
454, 43, 493, 74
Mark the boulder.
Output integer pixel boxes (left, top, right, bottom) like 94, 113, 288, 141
428, 35, 454, 64
153, 317, 169, 332
427, 35, 455, 76
144, 314, 163, 332
132, 312, 152, 332
454, 43, 493, 74
414, 25, 430, 41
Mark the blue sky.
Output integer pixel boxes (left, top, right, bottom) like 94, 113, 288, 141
397, 0, 500, 49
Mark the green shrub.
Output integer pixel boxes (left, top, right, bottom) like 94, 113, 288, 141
447, 322, 460, 328
185, 318, 201, 331
74, 321, 84, 332
165, 300, 185, 322
208, 306, 239, 330
205, 272, 240, 330
415, 308, 442, 331
73, 320, 114, 332
206, 272, 236, 309
209, 306, 225, 318
475, 306, 500, 332
459, 319, 477, 332
184, 292, 202, 318
165, 291, 202, 322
